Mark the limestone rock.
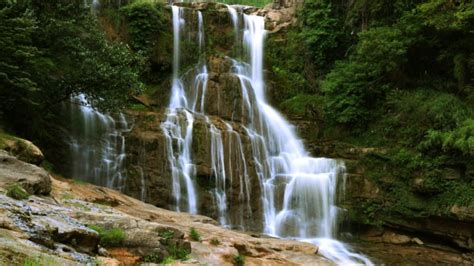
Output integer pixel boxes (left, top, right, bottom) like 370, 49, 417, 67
450, 205, 474, 221
0, 150, 51, 195
382, 232, 411, 244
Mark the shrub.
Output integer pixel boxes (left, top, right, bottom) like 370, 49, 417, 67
234, 254, 245, 266
167, 243, 189, 260
89, 225, 125, 247
6, 183, 29, 200
189, 228, 201, 242
159, 229, 175, 245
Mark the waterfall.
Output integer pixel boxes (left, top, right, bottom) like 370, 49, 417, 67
162, 5, 372, 265
68, 94, 131, 190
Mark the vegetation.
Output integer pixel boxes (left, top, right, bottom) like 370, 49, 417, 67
0, 0, 144, 142
189, 227, 201, 242
210, 238, 220, 246
159, 229, 175, 245
233, 254, 245, 266
266, 0, 474, 225
6, 183, 30, 200
88, 225, 125, 247
167, 243, 190, 260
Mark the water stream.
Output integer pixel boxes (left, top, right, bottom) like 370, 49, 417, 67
161, 4, 373, 265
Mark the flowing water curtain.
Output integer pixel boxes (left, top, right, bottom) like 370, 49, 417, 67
68, 94, 132, 190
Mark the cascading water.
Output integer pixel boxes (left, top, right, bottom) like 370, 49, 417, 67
162, 4, 372, 264
68, 94, 131, 190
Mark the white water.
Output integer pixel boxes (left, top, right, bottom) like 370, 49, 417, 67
162, 5, 372, 265
69, 94, 131, 190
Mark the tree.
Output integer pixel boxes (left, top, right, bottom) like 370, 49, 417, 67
0, 0, 39, 122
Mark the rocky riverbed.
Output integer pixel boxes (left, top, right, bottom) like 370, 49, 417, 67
0, 147, 331, 265
1, 140, 473, 265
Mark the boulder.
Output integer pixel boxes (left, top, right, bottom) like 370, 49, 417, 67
0, 150, 51, 195
1, 136, 44, 165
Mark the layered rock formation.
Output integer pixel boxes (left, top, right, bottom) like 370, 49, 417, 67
125, 55, 266, 231
0, 143, 332, 265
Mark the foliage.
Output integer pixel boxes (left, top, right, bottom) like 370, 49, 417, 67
265, 31, 308, 103
167, 243, 189, 260
234, 254, 245, 266
280, 94, 325, 120
89, 225, 125, 247
6, 183, 30, 200
0, 0, 39, 123
321, 26, 411, 125
274, 0, 474, 227
420, 119, 474, 157
120, 1, 164, 52
0, 0, 144, 138
162, 256, 175, 264
189, 227, 201, 242
159, 229, 175, 245
298, 0, 345, 71
22, 258, 40, 266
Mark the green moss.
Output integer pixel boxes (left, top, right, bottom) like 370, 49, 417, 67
162, 256, 175, 264
22, 258, 40, 266
129, 103, 148, 111
72, 179, 87, 185
6, 183, 29, 200
89, 225, 125, 247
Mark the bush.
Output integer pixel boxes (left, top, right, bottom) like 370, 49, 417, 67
6, 183, 29, 200
159, 229, 175, 245
167, 243, 189, 260
89, 225, 125, 247
234, 254, 245, 266
280, 94, 325, 120
189, 228, 201, 242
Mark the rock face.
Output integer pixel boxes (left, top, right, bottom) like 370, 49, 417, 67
0, 150, 51, 195
125, 56, 265, 231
